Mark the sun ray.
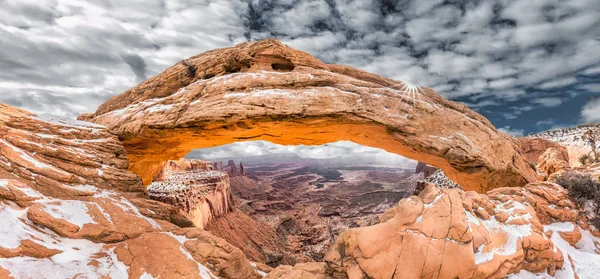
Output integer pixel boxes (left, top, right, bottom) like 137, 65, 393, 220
387, 82, 432, 116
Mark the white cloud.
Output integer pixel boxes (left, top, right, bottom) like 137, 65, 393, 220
580, 66, 600, 76
0, 0, 598, 123
536, 119, 554, 127
185, 140, 416, 167
532, 97, 563, 107
536, 77, 578, 90
489, 78, 518, 89
578, 83, 600, 92
0, 0, 250, 117
581, 98, 600, 123
498, 126, 525, 137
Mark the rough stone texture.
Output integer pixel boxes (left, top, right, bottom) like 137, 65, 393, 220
226, 160, 245, 177
530, 124, 600, 167
412, 162, 461, 196
205, 209, 291, 266
519, 138, 569, 167
0, 104, 143, 195
82, 39, 535, 193
154, 158, 215, 181
415, 161, 438, 178
0, 104, 260, 279
575, 162, 600, 180
423, 169, 461, 189
325, 182, 591, 279
537, 148, 571, 181
264, 262, 336, 279
148, 159, 233, 229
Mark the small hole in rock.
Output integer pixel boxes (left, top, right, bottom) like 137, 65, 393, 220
271, 63, 295, 72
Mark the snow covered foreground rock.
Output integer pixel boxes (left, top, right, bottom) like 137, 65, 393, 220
326, 182, 600, 279
0, 104, 262, 278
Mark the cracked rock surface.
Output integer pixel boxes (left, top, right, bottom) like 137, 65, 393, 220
325, 182, 598, 279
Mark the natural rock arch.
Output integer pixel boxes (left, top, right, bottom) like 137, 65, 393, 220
82, 39, 535, 192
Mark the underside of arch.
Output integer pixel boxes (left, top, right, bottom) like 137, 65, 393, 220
82, 38, 536, 193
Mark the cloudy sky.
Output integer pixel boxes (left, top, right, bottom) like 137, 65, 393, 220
1, 0, 599, 139
185, 140, 417, 167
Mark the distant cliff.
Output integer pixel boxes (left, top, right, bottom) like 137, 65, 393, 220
148, 158, 233, 229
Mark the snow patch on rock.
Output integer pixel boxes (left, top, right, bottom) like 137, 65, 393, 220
42, 200, 96, 229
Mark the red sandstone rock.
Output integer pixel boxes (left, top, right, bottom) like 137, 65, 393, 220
537, 148, 571, 181
559, 226, 582, 246
0, 104, 260, 279
154, 158, 215, 181
0, 104, 142, 195
226, 160, 246, 177
325, 182, 594, 279
264, 262, 335, 279
82, 39, 535, 192
148, 159, 233, 229
205, 209, 291, 266
519, 138, 569, 166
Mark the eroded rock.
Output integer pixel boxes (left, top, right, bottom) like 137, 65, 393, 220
537, 148, 571, 181
0, 104, 142, 194
148, 158, 233, 229
83, 39, 535, 192
519, 138, 569, 167
325, 182, 595, 279
0, 105, 260, 279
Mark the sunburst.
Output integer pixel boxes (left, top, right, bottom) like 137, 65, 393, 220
390, 82, 426, 115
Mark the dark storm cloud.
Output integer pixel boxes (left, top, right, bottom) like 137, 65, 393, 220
0, 0, 599, 135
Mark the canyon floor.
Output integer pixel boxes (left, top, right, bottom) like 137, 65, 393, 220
214, 155, 417, 264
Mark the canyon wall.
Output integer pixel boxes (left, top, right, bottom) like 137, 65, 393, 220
82, 38, 536, 193
148, 158, 233, 229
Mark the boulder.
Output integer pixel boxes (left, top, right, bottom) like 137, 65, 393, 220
325, 182, 587, 279
519, 138, 569, 167
537, 148, 571, 181
264, 262, 336, 279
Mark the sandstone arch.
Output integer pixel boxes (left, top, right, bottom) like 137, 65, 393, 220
82, 39, 535, 192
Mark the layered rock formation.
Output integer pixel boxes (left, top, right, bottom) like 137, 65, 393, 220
519, 138, 569, 167
530, 124, 600, 167
148, 158, 233, 229
0, 104, 261, 278
148, 158, 291, 266
81, 38, 535, 192
154, 159, 216, 181
3, 101, 600, 278
325, 182, 598, 279
537, 148, 571, 181
0, 104, 142, 195
224, 160, 261, 199
5, 37, 600, 278
226, 160, 246, 177
412, 162, 461, 196
205, 209, 290, 266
